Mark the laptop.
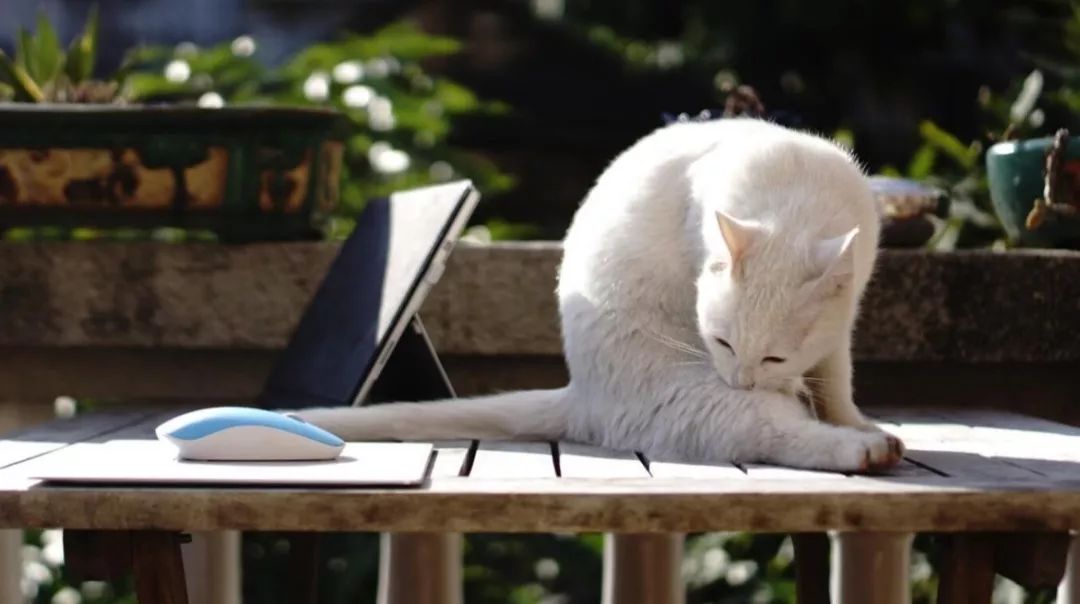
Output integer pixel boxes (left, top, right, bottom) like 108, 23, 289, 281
259, 179, 480, 409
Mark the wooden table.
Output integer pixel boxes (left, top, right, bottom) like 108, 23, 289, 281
0, 406, 1078, 604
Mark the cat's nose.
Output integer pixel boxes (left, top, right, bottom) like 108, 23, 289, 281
732, 368, 755, 390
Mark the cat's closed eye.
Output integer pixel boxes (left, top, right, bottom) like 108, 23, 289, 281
762, 356, 786, 364
714, 337, 733, 351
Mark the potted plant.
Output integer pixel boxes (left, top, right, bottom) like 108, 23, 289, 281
0, 9, 349, 241
986, 127, 1080, 248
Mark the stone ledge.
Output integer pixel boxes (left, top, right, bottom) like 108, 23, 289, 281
0, 242, 1078, 363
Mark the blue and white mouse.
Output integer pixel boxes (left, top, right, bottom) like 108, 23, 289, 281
156, 407, 345, 461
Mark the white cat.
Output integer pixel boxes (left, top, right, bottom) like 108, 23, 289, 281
297, 118, 904, 471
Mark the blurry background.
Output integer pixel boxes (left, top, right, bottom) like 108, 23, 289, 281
3, 1, 1074, 602
2, 0, 1075, 241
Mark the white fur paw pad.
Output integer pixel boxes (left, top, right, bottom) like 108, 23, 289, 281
837, 431, 905, 473
859, 432, 905, 472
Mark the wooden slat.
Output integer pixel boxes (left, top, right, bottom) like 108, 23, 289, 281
430, 440, 474, 478
4, 474, 1079, 533
645, 458, 745, 479
132, 531, 189, 604
877, 408, 1080, 481
936, 534, 995, 604
557, 443, 649, 478
469, 441, 555, 478
793, 534, 830, 604
743, 465, 848, 480
2, 409, 1079, 534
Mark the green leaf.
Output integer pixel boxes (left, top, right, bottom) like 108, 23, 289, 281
0, 49, 45, 102
919, 120, 977, 170
33, 12, 62, 82
65, 5, 99, 83
433, 80, 479, 113
120, 72, 190, 102
17, 28, 36, 78
906, 145, 937, 179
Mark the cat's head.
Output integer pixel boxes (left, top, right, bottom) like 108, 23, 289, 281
695, 211, 859, 392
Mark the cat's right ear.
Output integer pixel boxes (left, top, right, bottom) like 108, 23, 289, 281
714, 211, 758, 272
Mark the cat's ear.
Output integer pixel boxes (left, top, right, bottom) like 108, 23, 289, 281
806, 227, 859, 296
815, 227, 859, 277
714, 210, 758, 267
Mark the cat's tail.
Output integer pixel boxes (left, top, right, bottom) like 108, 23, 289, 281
291, 387, 570, 441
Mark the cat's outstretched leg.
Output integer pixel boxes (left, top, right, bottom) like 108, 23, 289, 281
806, 341, 880, 432
748, 390, 904, 472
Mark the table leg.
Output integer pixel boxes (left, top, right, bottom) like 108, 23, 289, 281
182, 531, 241, 604
0, 529, 21, 604
131, 531, 189, 604
793, 532, 831, 604
936, 534, 995, 604
602, 533, 684, 604
378, 532, 462, 604
832, 531, 913, 604
1059, 533, 1080, 604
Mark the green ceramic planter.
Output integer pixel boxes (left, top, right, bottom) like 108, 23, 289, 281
986, 135, 1080, 248
0, 104, 350, 241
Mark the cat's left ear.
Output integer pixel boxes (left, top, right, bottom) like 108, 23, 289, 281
809, 227, 859, 294
714, 210, 758, 267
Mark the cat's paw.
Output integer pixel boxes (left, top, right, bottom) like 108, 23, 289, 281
836, 430, 905, 473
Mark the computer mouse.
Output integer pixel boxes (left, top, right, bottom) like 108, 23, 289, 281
156, 407, 345, 461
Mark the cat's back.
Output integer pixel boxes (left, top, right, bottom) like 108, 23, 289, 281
689, 119, 878, 234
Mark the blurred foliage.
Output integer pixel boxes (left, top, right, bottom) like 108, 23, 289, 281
1, 14, 516, 241
115, 22, 513, 238
0, 7, 116, 103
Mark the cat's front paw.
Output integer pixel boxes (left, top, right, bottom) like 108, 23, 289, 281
836, 430, 905, 473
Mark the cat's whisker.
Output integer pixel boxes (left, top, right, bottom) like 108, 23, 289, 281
642, 329, 710, 359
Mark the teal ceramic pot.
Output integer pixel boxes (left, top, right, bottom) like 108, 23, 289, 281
986, 136, 1080, 248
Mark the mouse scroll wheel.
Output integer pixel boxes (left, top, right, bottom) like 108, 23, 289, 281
283, 412, 308, 424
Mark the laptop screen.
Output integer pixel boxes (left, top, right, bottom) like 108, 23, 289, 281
259, 181, 477, 409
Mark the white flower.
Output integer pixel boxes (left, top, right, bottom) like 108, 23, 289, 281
53, 397, 76, 419
231, 35, 256, 57
302, 72, 331, 102
655, 42, 684, 69
725, 560, 757, 586
164, 60, 191, 84
198, 92, 225, 109
1010, 70, 1043, 124
369, 141, 410, 173
342, 85, 374, 108
368, 142, 410, 173
80, 581, 108, 600
531, 0, 564, 20
1029, 108, 1046, 128
23, 560, 51, 585
333, 61, 364, 84
52, 586, 81, 604
429, 161, 454, 181
368, 96, 395, 131
534, 558, 559, 580
365, 58, 390, 78
713, 69, 737, 92
42, 538, 64, 567
174, 42, 198, 57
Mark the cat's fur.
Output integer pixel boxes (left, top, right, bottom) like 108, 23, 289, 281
296, 118, 905, 471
